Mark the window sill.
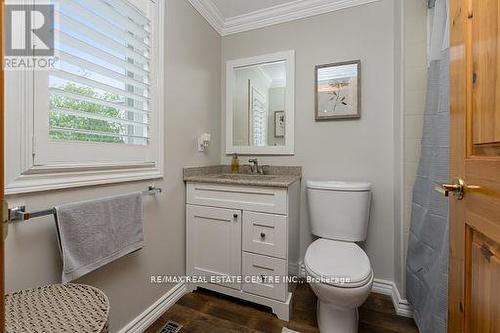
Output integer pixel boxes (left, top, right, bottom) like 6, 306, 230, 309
5, 166, 163, 195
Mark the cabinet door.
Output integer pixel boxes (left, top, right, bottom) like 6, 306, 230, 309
187, 205, 241, 290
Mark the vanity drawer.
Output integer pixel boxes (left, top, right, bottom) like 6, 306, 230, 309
186, 183, 287, 214
243, 211, 287, 259
242, 252, 287, 302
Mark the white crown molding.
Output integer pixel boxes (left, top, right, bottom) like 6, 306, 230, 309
187, 0, 225, 35
189, 0, 383, 36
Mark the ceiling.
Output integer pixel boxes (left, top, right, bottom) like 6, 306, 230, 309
188, 0, 382, 36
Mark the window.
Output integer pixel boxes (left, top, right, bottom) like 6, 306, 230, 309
5, 0, 165, 194
49, 0, 151, 146
250, 86, 267, 146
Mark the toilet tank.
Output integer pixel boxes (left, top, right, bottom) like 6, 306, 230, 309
306, 181, 372, 242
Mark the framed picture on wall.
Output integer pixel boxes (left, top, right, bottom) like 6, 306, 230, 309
274, 111, 285, 137
315, 60, 361, 120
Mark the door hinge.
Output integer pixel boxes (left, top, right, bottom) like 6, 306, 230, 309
2, 200, 9, 241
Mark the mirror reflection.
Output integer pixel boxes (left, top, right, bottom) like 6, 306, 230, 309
232, 61, 286, 147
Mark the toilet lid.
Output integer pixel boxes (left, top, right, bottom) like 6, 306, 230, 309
306, 181, 371, 192
304, 239, 372, 288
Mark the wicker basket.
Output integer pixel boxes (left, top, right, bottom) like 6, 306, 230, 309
5, 284, 110, 333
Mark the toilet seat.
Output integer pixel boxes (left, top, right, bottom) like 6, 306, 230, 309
304, 239, 372, 288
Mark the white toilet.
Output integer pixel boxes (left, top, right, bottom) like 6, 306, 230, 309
305, 181, 373, 333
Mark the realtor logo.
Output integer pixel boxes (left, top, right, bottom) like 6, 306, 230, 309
4, 4, 56, 70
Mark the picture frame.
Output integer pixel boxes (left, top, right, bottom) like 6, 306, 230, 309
274, 111, 285, 137
315, 60, 361, 121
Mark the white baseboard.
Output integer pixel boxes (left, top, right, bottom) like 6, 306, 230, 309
298, 262, 413, 318
118, 282, 188, 333
117, 273, 411, 333
372, 279, 413, 318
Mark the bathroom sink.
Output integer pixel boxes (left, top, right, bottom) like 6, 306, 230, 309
215, 174, 279, 181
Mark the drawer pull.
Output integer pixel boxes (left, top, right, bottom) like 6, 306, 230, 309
233, 213, 238, 219
253, 264, 274, 271
253, 223, 275, 229
260, 232, 266, 239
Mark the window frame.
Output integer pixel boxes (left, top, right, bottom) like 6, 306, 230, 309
5, 0, 165, 195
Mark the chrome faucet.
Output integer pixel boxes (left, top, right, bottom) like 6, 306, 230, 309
248, 158, 259, 173
248, 158, 269, 175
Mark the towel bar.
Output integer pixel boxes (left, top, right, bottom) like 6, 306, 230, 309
7, 185, 162, 223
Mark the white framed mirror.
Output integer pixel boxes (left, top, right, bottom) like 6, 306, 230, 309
225, 50, 295, 155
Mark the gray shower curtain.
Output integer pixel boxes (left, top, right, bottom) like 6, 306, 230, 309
406, 0, 449, 332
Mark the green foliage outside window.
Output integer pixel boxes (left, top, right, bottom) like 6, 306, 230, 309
49, 83, 125, 144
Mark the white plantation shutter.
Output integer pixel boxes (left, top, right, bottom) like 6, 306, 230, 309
251, 87, 267, 146
49, 0, 151, 145
32, 0, 161, 169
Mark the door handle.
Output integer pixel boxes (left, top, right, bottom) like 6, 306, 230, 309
435, 178, 480, 200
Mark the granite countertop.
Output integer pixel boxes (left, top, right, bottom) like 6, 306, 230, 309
183, 165, 302, 188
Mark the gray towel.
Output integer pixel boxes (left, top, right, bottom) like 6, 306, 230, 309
55, 192, 144, 283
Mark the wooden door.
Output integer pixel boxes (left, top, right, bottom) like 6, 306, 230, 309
0, 0, 5, 331
449, 0, 500, 332
186, 205, 242, 290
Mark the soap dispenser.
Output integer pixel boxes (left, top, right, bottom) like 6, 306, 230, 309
231, 153, 240, 174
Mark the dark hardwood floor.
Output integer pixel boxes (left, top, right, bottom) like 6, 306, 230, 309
146, 282, 419, 333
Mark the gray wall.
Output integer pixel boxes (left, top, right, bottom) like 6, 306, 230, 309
4, 0, 222, 331
221, 0, 396, 281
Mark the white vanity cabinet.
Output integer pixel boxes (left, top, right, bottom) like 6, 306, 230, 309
186, 180, 300, 321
